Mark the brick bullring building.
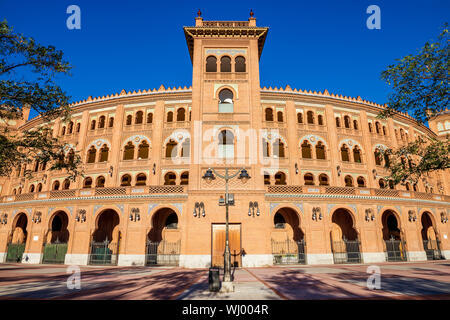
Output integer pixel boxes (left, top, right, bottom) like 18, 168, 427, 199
0, 14, 449, 268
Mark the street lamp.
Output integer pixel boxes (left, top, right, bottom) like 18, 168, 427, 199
202, 167, 250, 292
248, 202, 260, 217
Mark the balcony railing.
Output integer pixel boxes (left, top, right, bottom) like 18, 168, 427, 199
1, 185, 186, 203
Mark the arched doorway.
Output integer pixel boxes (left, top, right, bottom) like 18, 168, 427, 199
42, 211, 69, 264
6, 213, 28, 262
89, 209, 120, 265
146, 208, 180, 266
382, 210, 407, 261
421, 212, 443, 260
271, 207, 306, 264
330, 208, 361, 263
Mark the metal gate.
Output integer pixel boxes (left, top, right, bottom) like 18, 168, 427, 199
145, 240, 180, 266
272, 239, 306, 265
6, 243, 25, 263
423, 240, 443, 260
88, 239, 119, 265
332, 240, 361, 264
42, 241, 68, 264
385, 238, 407, 262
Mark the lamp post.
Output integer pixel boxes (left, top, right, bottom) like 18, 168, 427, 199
202, 167, 250, 292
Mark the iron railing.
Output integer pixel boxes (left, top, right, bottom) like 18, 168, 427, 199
384, 239, 407, 262
145, 240, 180, 266
332, 240, 361, 264
272, 239, 306, 265
88, 239, 119, 265
423, 240, 443, 260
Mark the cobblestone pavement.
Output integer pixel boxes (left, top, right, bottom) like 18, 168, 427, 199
0, 261, 449, 300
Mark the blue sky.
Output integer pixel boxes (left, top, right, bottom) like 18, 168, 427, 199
1, 0, 449, 119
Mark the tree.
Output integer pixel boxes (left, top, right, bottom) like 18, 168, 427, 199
378, 24, 450, 187
0, 20, 82, 179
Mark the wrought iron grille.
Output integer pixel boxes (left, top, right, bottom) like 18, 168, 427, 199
423, 240, 443, 260
88, 239, 119, 265
272, 239, 306, 265
145, 240, 180, 266
6, 243, 25, 263
42, 241, 68, 264
384, 239, 407, 262
332, 240, 361, 264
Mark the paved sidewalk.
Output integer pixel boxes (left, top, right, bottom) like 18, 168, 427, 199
0, 261, 449, 299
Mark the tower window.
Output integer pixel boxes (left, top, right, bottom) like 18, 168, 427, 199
206, 56, 217, 72
220, 56, 231, 72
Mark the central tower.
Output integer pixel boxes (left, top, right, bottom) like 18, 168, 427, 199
183, 11, 269, 190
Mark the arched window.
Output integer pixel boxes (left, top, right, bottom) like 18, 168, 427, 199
34, 160, 39, 172
29, 185, 35, 193
344, 175, 354, 187
206, 56, 217, 72
341, 144, 350, 162
120, 174, 132, 187
37, 183, 42, 193
319, 174, 329, 186
304, 173, 314, 185
76, 123, 81, 133
98, 116, 106, 128
181, 138, 190, 157
264, 172, 270, 185
315, 141, 326, 159
17, 187, 22, 194
297, 113, 303, 124
83, 177, 92, 188
382, 126, 386, 135
96, 176, 105, 188
109, 117, 114, 128
164, 172, 176, 185
353, 146, 362, 163
218, 89, 234, 112
126, 115, 132, 125
262, 138, 269, 157
274, 172, 287, 185
135, 111, 143, 124
388, 180, 395, 190
52, 181, 60, 191
375, 122, 381, 134
68, 122, 74, 134
218, 130, 234, 158
180, 172, 189, 185
273, 139, 285, 158
344, 116, 351, 128
277, 111, 284, 122
137, 141, 149, 159
307, 111, 314, 124
147, 113, 153, 124
235, 56, 246, 72
400, 129, 405, 140
318, 115, 324, 125
265, 108, 274, 121
90, 120, 96, 130
353, 120, 358, 130
413, 183, 418, 192
166, 111, 173, 122
405, 182, 411, 191
336, 117, 341, 127
379, 179, 386, 189
357, 176, 366, 188
61, 126, 66, 135
123, 142, 135, 160
120, 174, 131, 187
374, 148, 382, 166
135, 173, 147, 186
99, 144, 109, 162
176, 108, 186, 122
87, 146, 97, 163
368, 122, 373, 133
301, 140, 312, 158
165, 140, 178, 158
220, 56, 231, 72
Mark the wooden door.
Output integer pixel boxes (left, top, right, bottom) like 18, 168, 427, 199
212, 224, 241, 268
